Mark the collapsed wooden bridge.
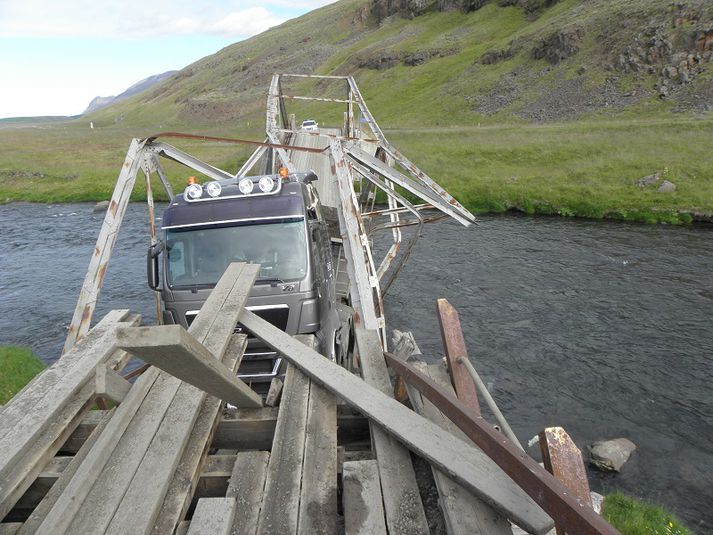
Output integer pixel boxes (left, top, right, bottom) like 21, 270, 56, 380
0, 75, 619, 535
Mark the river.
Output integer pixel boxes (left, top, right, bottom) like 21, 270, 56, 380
1, 202, 711, 532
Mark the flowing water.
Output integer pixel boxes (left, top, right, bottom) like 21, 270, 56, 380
1, 202, 711, 532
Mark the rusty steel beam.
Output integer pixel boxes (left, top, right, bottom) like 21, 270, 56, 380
280, 94, 356, 104
436, 298, 481, 415
540, 427, 593, 535
63, 139, 144, 353
383, 352, 621, 535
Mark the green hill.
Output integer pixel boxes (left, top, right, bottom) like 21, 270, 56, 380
1, 0, 712, 223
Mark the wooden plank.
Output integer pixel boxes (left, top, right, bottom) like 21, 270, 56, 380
0, 523, 22, 535
150, 335, 246, 535
539, 427, 592, 535
77, 265, 256, 535
0, 381, 96, 521
256, 364, 311, 535
35, 368, 161, 534
111, 337, 246, 535
409, 363, 513, 535
187, 497, 236, 535
240, 310, 553, 535
65, 371, 181, 533
227, 451, 270, 535
117, 324, 262, 408
353, 323, 430, 535
265, 377, 283, 407
342, 460, 387, 535
0, 310, 132, 472
298, 369, 337, 533
18, 409, 114, 535
437, 298, 480, 415
95, 363, 131, 404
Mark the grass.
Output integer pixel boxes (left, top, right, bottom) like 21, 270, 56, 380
603, 493, 694, 535
0, 0, 711, 223
0, 346, 46, 404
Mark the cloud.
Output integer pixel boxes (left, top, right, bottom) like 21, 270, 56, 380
0, 0, 337, 38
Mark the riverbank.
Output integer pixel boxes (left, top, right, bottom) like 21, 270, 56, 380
0, 346, 46, 404
1, 116, 711, 224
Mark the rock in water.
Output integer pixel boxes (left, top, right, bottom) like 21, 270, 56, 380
658, 180, 677, 193
589, 438, 636, 472
93, 200, 110, 213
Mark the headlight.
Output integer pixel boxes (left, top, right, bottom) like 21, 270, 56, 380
258, 176, 275, 193
185, 183, 203, 200
205, 182, 222, 198
238, 178, 254, 194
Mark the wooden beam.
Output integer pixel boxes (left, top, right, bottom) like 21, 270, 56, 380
95, 364, 131, 404
265, 377, 283, 407
407, 362, 513, 535
116, 324, 262, 408
352, 323, 430, 535
298, 375, 337, 533
437, 298, 480, 415
227, 451, 270, 535
187, 497, 236, 535
342, 460, 387, 535
256, 364, 311, 535
240, 310, 553, 535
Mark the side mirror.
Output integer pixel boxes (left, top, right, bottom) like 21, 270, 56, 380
147, 241, 165, 291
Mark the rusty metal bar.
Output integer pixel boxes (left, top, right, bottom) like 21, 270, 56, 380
153, 157, 174, 200
142, 163, 162, 326
144, 132, 324, 154
540, 427, 593, 535
383, 352, 621, 535
437, 298, 481, 414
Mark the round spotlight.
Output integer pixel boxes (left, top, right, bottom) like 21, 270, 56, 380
205, 181, 222, 198
185, 183, 203, 200
258, 176, 275, 193
238, 178, 254, 195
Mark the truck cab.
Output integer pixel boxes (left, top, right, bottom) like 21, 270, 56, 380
148, 170, 340, 387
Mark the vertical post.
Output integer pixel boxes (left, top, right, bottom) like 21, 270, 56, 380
63, 139, 144, 354
436, 298, 480, 415
143, 165, 162, 325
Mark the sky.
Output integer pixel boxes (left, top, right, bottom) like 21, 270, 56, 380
0, 0, 338, 119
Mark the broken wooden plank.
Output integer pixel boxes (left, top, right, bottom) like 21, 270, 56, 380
437, 298, 480, 415
256, 364, 311, 535
117, 324, 262, 408
95, 363, 131, 404
353, 323, 430, 535
408, 362, 513, 535
298, 351, 338, 534
187, 497, 236, 535
227, 451, 270, 535
343, 460, 387, 535
539, 427, 592, 535
240, 310, 553, 535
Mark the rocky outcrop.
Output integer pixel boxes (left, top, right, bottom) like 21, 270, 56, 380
589, 438, 636, 472
370, 0, 490, 21
637, 172, 661, 188
658, 180, 677, 193
532, 28, 583, 64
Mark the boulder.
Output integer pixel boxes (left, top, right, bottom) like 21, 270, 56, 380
589, 438, 636, 472
658, 180, 677, 193
637, 172, 661, 187
93, 200, 110, 213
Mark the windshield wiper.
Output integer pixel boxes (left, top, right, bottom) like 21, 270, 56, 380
255, 278, 285, 287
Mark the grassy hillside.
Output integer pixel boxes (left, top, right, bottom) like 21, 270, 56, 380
1, 0, 712, 222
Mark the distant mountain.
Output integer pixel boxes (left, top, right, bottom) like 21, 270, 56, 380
82, 70, 178, 115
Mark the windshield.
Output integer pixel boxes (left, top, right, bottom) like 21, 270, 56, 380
166, 217, 308, 287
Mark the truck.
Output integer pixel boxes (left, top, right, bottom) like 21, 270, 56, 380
147, 168, 345, 389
